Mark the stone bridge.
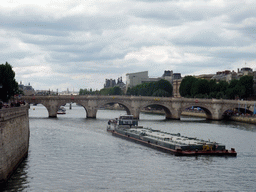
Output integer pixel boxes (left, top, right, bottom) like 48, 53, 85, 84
18, 95, 255, 120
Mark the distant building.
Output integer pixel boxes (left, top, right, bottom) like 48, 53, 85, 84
196, 74, 215, 81
19, 82, 35, 96
59, 88, 78, 95
237, 67, 254, 77
160, 70, 182, 97
126, 70, 182, 97
210, 67, 256, 96
116, 77, 126, 90
104, 77, 124, 88
126, 71, 150, 90
211, 70, 236, 83
104, 79, 116, 88
162, 70, 182, 83
104, 77, 126, 91
211, 67, 255, 83
35, 90, 51, 96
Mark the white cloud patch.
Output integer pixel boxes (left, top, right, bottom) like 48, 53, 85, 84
124, 46, 209, 64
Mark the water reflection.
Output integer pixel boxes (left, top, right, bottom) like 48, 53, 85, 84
210, 119, 256, 132
2, 157, 29, 192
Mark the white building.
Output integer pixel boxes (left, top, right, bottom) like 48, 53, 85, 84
126, 71, 150, 90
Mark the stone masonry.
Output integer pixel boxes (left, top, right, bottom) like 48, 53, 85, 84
0, 105, 30, 184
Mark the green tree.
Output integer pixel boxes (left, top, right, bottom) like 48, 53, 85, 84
154, 79, 173, 96
99, 86, 122, 95
191, 79, 210, 97
216, 80, 229, 93
152, 89, 170, 97
0, 62, 19, 102
239, 75, 253, 99
79, 88, 98, 95
209, 79, 217, 93
179, 76, 198, 97
112, 86, 122, 95
126, 79, 173, 97
226, 79, 239, 99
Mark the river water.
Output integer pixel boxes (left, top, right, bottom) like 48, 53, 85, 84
2, 104, 256, 191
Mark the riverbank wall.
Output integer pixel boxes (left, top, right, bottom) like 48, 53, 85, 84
181, 111, 256, 124
142, 109, 256, 124
181, 111, 207, 118
229, 116, 256, 124
0, 104, 30, 185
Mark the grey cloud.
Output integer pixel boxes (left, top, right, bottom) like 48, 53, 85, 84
1, 0, 255, 91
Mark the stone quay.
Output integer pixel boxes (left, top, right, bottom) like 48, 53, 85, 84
0, 104, 30, 185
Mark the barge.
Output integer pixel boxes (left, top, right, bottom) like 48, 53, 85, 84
107, 115, 237, 157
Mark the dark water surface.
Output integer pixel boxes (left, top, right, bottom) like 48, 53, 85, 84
2, 104, 256, 191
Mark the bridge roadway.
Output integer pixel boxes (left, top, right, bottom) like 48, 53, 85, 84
18, 95, 254, 120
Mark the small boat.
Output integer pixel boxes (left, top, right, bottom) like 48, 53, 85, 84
57, 107, 66, 114
107, 115, 237, 157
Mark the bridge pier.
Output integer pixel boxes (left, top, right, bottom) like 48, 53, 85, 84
42, 100, 59, 118
48, 108, 58, 118
168, 101, 182, 120
210, 103, 224, 120
86, 108, 97, 118
131, 108, 140, 119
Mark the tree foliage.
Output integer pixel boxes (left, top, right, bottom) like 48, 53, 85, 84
79, 86, 123, 96
179, 76, 198, 97
126, 79, 173, 97
0, 62, 19, 102
179, 75, 254, 100
99, 86, 122, 95
79, 88, 99, 95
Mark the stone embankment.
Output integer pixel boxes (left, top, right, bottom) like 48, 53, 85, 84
229, 116, 256, 124
142, 109, 256, 124
180, 111, 256, 124
180, 111, 207, 118
0, 104, 30, 185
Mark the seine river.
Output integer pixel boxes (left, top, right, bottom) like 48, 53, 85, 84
2, 104, 256, 191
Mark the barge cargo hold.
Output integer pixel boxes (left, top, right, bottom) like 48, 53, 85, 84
107, 115, 237, 157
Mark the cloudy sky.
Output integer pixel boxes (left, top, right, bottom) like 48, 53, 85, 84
1, 0, 255, 92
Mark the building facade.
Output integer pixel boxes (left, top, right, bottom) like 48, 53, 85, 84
126, 71, 150, 90
18, 82, 35, 96
104, 77, 126, 91
125, 70, 182, 97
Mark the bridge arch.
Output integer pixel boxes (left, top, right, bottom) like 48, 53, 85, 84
97, 99, 133, 116
71, 101, 89, 117
181, 104, 213, 119
139, 102, 173, 119
34, 100, 58, 118
220, 105, 253, 117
